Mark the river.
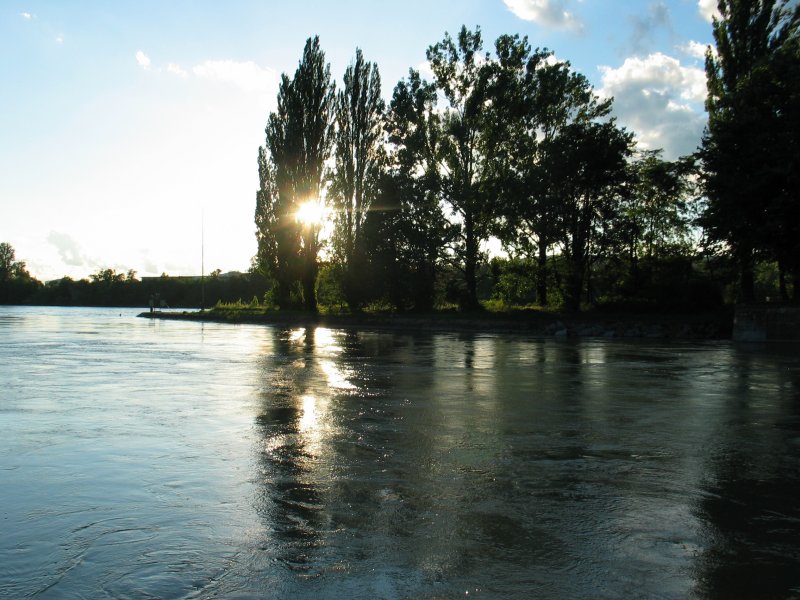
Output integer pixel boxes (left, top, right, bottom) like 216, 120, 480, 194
1, 306, 798, 599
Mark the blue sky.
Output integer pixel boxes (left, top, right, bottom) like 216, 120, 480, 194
1, 0, 718, 280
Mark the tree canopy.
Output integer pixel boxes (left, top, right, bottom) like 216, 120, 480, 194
700, 0, 800, 301
248, 18, 798, 313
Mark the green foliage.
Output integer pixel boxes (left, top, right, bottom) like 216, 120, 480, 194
360, 70, 452, 312
246, 19, 798, 317
9, 269, 269, 309
0, 242, 42, 304
329, 48, 385, 311
315, 263, 348, 313
255, 36, 335, 311
700, 0, 800, 302
490, 258, 537, 306
426, 26, 496, 310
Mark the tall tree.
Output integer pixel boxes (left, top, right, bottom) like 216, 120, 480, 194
329, 48, 385, 310
255, 36, 335, 310
771, 34, 800, 300
367, 69, 451, 311
293, 37, 336, 311
700, 0, 800, 302
545, 120, 633, 310
427, 26, 494, 310
489, 35, 612, 306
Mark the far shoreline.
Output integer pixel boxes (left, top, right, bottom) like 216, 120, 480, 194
138, 307, 734, 340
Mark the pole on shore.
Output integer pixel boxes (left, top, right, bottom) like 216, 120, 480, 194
201, 208, 205, 311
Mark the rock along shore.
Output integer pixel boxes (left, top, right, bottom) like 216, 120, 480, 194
138, 308, 733, 340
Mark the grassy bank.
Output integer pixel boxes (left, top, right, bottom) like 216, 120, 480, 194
139, 304, 733, 340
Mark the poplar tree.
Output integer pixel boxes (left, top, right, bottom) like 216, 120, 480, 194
329, 48, 384, 310
255, 36, 335, 310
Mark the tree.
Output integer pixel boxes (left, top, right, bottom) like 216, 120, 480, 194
329, 48, 385, 310
427, 26, 495, 310
0, 242, 42, 305
0, 242, 15, 283
255, 36, 335, 311
545, 120, 633, 310
489, 36, 613, 306
700, 0, 800, 302
616, 151, 696, 289
367, 69, 451, 311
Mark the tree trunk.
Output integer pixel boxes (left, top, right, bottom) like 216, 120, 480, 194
302, 270, 317, 312
464, 212, 479, 310
275, 279, 292, 310
738, 247, 755, 304
302, 231, 318, 312
537, 239, 548, 307
778, 259, 789, 302
793, 270, 800, 304
565, 247, 583, 312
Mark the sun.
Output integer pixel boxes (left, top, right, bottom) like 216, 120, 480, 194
295, 200, 327, 226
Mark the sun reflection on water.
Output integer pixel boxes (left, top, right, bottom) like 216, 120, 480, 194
298, 394, 318, 433
321, 359, 355, 390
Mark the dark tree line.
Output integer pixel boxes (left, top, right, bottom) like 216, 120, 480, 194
0, 246, 268, 308
254, 6, 799, 312
254, 26, 718, 312
700, 0, 800, 303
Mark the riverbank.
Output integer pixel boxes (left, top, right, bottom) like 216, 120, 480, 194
138, 306, 734, 340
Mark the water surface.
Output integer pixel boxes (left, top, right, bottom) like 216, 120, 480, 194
1, 307, 798, 598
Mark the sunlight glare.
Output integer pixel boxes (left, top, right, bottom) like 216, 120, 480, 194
296, 200, 327, 226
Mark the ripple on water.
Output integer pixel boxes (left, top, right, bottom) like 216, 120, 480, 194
1, 309, 799, 599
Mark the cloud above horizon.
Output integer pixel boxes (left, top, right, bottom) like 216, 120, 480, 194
20, 12, 33, 20
698, 0, 720, 22
191, 60, 277, 93
679, 40, 711, 60
135, 50, 151, 69
503, 0, 583, 31
135, 51, 276, 94
47, 231, 94, 269
599, 52, 707, 158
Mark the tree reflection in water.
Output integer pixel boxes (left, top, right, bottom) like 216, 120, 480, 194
244, 331, 800, 598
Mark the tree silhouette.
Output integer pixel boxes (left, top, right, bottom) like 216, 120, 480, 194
255, 36, 335, 311
489, 36, 615, 306
329, 48, 385, 310
0, 242, 15, 283
366, 69, 452, 311
545, 120, 633, 309
427, 26, 495, 310
700, 0, 800, 302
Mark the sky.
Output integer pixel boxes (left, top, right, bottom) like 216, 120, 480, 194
1, 0, 719, 281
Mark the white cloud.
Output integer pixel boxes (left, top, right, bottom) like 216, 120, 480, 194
55, 34, 64, 44
698, 0, 720, 23
599, 53, 708, 158
416, 60, 434, 80
20, 12, 33, 20
503, 0, 583, 31
166, 63, 188, 77
679, 40, 710, 60
46, 231, 92, 268
135, 50, 151, 70
191, 60, 277, 93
